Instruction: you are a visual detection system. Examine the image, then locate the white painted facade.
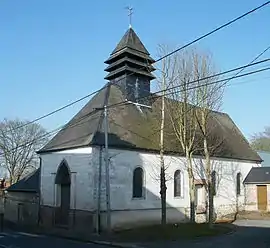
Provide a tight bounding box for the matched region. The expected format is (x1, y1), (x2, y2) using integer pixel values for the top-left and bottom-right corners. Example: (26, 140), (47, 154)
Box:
(40, 146), (260, 229)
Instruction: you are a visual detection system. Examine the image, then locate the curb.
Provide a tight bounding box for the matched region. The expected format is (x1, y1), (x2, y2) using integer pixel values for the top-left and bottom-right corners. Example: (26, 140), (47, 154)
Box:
(87, 240), (144, 248)
(2, 225), (144, 248)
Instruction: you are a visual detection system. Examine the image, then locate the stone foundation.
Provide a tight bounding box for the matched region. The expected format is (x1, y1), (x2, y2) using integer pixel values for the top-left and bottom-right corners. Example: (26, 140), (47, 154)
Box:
(39, 205), (95, 233)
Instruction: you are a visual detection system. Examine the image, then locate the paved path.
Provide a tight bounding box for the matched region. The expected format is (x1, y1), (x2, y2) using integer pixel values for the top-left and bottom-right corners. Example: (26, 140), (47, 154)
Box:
(0, 231), (109, 248)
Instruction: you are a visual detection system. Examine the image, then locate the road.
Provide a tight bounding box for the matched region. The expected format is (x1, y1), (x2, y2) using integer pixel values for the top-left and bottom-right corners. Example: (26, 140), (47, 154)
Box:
(1, 220), (270, 248)
(0, 231), (109, 248)
(168, 220), (270, 248)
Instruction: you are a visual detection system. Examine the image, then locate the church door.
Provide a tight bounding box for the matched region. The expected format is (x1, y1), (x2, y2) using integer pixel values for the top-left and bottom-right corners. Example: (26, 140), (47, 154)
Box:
(55, 160), (71, 226)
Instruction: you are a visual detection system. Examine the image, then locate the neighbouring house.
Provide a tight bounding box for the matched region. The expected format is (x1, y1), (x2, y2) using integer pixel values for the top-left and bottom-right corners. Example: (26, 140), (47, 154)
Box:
(4, 169), (40, 226)
(244, 167), (270, 211)
(36, 27), (262, 233)
(257, 151), (270, 167)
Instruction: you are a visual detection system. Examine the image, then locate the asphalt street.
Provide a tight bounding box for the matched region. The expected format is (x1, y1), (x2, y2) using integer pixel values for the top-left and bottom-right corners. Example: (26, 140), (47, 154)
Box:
(0, 231), (109, 248)
(1, 220), (270, 248)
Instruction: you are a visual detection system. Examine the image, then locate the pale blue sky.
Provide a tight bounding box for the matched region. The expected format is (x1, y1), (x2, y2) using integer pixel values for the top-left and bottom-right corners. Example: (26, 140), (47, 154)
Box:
(0, 0), (269, 140)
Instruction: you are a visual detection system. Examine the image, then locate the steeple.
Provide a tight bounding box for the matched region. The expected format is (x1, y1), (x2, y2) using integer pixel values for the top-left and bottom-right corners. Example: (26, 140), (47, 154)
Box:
(104, 27), (155, 106)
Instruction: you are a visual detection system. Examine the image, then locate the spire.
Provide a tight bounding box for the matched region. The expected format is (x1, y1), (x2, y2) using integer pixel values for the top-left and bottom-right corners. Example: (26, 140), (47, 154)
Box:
(110, 27), (150, 56)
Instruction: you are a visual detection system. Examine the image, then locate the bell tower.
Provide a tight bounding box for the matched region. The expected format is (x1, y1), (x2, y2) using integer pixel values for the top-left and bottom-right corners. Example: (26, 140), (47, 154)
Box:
(104, 27), (155, 106)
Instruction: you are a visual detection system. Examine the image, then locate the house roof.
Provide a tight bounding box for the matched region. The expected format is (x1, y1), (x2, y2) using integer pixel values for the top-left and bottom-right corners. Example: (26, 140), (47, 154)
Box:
(38, 83), (262, 163)
(7, 168), (40, 193)
(244, 167), (270, 184)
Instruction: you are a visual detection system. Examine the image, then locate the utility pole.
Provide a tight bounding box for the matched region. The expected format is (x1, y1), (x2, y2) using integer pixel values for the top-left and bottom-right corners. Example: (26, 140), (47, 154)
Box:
(95, 105), (111, 232)
(104, 105), (111, 232)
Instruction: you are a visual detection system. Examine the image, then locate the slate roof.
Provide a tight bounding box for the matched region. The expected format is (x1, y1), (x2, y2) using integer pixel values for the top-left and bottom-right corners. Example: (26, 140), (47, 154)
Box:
(38, 83), (262, 163)
(7, 168), (40, 193)
(104, 27), (155, 81)
(244, 167), (270, 184)
(111, 28), (150, 55)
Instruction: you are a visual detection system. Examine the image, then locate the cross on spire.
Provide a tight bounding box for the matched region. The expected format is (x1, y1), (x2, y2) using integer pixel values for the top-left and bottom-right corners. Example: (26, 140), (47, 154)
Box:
(125, 6), (133, 28)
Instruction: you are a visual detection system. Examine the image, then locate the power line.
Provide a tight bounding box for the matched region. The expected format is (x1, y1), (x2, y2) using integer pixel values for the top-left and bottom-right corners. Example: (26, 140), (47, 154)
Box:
(173, 44), (270, 116)
(108, 58), (270, 109)
(1, 64), (269, 156)
(3, 1), (269, 134)
(155, 1), (270, 63)
(0, 109), (101, 156)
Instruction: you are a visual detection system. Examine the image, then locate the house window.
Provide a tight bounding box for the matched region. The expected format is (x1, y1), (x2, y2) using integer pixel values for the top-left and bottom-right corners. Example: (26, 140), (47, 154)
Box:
(236, 172), (242, 196)
(174, 170), (182, 197)
(211, 171), (217, 196)
(133, 167), (144, 198)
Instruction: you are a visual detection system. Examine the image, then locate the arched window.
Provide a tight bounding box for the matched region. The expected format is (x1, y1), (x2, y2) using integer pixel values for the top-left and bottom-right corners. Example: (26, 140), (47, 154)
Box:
(55, 160), (71, 185)
(174, 170), (182, 197)
(236, 172), (242, 196)
(211, 171), (217, 196)
(133, 167), (144, 198)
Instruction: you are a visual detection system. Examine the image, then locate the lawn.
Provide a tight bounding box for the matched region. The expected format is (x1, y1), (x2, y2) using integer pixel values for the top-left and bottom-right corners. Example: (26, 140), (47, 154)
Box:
(110, 222), (233, 242)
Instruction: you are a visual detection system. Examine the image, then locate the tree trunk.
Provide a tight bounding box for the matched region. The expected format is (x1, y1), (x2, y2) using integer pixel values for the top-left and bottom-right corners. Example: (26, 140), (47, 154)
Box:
(159, 69), (167, 226)
(187, 154), (196, 223)
(208, 182), (214, 227)
(204, 136), (214, 227)
(160, 164), (167, 225)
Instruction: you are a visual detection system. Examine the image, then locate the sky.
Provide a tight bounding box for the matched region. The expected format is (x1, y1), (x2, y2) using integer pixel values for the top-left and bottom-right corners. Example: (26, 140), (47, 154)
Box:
(0, 0), (269, 140)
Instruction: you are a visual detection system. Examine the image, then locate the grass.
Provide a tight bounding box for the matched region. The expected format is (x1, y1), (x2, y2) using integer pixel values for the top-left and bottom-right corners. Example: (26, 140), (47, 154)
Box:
(110, 222), (233, 242)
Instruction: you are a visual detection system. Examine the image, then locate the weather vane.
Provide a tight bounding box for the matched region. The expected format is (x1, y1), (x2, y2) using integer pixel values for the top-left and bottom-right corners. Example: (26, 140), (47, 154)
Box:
(125, 6), (133, 28)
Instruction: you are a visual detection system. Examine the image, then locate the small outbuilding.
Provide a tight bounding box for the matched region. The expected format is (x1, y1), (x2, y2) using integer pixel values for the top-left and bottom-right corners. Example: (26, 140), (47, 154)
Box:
(244, 167), (270, 211)
(4, 168), (40, 225)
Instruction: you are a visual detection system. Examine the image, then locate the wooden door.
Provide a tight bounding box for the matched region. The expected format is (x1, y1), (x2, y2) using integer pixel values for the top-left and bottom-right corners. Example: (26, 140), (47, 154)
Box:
(60, 184), (70, 225)
(257, 185), (267, 211)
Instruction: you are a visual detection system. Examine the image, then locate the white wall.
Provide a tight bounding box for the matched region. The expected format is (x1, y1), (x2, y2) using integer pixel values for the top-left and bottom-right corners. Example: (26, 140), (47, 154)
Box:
(98, 148), (258, 217)
(40, 146), (259, 228)
(40, 147), (98, 211)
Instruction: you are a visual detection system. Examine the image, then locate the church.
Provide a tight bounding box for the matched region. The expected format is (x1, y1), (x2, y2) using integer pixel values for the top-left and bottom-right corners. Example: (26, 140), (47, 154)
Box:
(36, 26), (262, 232)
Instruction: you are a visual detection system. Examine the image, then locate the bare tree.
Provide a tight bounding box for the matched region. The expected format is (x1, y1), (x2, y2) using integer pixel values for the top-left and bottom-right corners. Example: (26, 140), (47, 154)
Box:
(159, 58), (167, 225)
(158, 46), (202, 223)
(0, 119), (48, 184)
(250, 126), (270, 152)
(156, 44), (178, 225)
(193, 51), (224, 227)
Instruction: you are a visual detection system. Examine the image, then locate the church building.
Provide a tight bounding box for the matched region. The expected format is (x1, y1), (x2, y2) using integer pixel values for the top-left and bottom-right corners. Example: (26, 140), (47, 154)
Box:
(36, 27), (262, 232)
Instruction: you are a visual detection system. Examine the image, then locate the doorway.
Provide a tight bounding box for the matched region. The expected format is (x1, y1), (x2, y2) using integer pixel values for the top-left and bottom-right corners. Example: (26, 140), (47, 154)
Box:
(257, 185), (267, 211)
(54, 160), (71, 226)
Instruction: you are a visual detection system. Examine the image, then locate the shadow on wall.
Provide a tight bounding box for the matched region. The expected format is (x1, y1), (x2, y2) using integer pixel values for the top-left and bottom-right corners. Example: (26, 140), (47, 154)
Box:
(98, 144), (193, 231)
